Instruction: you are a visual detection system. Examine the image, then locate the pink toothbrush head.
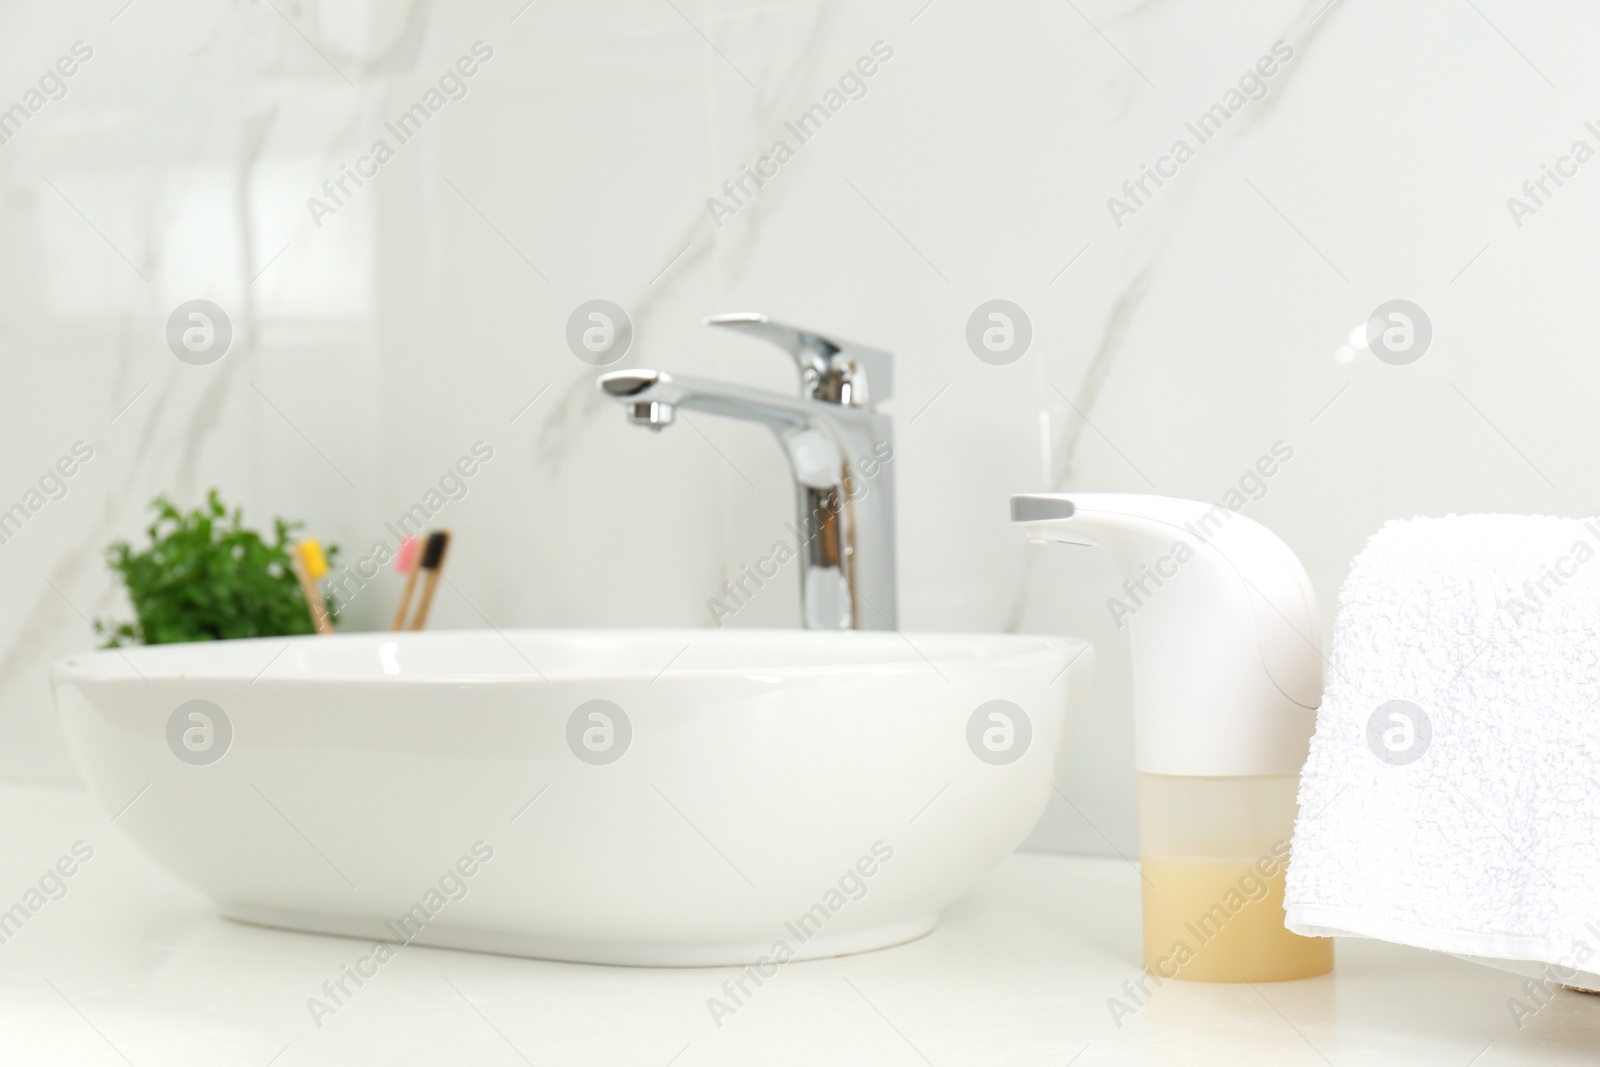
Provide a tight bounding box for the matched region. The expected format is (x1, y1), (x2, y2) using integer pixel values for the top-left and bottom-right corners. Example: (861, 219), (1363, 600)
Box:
(395, 535), (420, 573)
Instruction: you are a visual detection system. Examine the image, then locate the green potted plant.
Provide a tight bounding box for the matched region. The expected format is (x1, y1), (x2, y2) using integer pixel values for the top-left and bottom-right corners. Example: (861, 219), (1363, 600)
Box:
(96, 490), (337, 647)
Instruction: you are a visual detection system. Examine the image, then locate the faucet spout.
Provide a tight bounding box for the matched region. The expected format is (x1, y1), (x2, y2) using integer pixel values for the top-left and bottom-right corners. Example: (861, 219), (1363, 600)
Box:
(599, 370), (677, 430)
(594, 319), (898, 631)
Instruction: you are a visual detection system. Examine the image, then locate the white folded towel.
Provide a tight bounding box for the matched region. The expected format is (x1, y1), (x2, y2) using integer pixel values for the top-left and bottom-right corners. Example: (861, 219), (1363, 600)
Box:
(1286, 514), (1600, 997)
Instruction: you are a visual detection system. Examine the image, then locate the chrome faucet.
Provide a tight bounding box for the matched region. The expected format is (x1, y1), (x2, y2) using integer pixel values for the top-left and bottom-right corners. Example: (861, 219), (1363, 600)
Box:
(597, 313), (897, 630)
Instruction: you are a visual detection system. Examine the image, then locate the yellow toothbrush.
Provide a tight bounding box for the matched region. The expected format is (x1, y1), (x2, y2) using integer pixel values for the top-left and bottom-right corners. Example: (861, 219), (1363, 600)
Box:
(294, 538), (334, 635)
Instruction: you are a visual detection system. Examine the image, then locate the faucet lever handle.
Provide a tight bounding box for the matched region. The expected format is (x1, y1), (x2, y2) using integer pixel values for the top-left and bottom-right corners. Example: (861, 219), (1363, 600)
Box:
(706, 312), (892, 407)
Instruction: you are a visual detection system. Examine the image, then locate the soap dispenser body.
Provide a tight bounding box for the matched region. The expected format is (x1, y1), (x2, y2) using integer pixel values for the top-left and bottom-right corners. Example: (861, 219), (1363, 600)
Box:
(1011, 492), (1333, 983)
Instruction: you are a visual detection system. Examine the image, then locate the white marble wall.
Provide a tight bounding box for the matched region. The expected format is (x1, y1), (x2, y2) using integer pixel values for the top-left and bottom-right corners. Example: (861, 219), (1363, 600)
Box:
(2, 0), (1596, 858)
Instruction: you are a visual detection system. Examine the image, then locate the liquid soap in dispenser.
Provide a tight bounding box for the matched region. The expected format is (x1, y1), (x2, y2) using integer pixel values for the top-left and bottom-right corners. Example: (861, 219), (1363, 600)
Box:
(1011, 492), (1332, 983)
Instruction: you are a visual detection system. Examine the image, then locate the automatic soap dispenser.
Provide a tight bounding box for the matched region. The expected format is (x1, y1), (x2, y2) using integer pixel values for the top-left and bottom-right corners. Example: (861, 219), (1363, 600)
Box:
(1011, 492), (1333, 983)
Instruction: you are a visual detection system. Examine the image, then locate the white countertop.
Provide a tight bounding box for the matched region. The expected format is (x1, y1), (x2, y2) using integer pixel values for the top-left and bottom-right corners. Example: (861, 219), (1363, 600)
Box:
(0, 784), (1595, 1066)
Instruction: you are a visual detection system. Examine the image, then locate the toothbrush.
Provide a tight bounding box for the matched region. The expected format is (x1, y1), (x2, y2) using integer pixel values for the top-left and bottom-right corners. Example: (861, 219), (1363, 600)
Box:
(407, 531), (451, 631)
(293, 539), (334, 635)
(388, 535), (422, 631)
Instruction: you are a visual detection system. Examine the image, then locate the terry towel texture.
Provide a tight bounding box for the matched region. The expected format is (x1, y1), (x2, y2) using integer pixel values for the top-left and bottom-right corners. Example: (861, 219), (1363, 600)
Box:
(1285, 514), (1600, 991)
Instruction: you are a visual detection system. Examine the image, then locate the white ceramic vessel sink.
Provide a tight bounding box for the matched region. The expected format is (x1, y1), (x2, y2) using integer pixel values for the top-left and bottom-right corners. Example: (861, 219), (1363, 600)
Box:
(52, 629), (1091, 966)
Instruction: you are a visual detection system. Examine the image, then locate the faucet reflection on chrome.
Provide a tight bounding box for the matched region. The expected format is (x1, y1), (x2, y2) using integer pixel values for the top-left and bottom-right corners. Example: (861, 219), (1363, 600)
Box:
(707, 439), (894, 627)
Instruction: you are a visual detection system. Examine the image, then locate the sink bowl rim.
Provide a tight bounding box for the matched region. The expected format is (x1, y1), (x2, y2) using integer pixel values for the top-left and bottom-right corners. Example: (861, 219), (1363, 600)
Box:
(50, 628), (1087, 686)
